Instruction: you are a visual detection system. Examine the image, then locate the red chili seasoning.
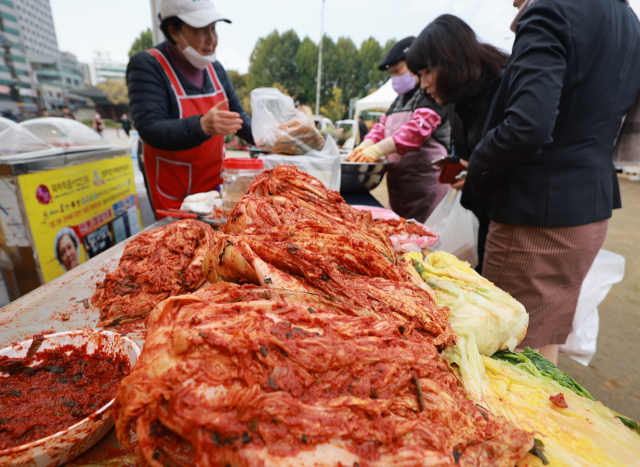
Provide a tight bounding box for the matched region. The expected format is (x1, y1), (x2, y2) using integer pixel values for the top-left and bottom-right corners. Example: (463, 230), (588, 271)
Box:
(0, 343), (131, 451)
(549, 393), (569, 409)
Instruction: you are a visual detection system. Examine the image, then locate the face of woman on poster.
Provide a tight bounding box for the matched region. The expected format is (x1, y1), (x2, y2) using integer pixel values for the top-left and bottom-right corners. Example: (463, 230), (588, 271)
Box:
(58, 234), (79, 271)
(418, 68), (443, 104)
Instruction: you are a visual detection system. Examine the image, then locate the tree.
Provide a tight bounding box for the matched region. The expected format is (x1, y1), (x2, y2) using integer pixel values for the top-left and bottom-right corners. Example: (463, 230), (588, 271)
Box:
(129, 28), (153, 58)
(97, 79), (129, 105)
(358, 37), (387, 96)
(383, 38), (397, 56)
(295, 37), (318, 105)
(320, 87), (346, 122)
(247, 30), (301, 97)
(271, 82), (290, 96)
(335, 37), (361, 104)
(317, 35), (339, 108)
(227, 70), (252, 115)
(245, 32), (395, 116)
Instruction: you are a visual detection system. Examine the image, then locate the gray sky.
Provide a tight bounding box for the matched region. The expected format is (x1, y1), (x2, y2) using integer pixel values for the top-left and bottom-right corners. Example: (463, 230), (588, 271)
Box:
(51, 0), (640, 73)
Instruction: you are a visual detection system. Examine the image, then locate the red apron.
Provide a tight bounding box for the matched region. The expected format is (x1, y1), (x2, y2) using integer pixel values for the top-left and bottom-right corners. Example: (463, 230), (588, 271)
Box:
(144, 48), (227, 213)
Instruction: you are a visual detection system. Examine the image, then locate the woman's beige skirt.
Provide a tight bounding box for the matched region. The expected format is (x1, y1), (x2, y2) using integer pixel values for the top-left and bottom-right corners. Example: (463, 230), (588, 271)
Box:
(482, 219), (609, 349)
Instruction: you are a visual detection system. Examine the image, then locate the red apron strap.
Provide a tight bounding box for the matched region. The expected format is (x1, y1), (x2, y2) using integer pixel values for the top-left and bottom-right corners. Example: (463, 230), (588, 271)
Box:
(147, 49), (186, 98)
(206, 64), (226, 97)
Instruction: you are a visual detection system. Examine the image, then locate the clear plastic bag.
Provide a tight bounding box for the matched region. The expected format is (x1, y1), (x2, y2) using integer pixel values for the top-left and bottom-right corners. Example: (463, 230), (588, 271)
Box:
(425, 190), (479, 267)
(251, 88), (325, 155)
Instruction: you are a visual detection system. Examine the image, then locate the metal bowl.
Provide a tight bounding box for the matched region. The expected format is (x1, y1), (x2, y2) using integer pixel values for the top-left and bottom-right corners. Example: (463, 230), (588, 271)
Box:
(340, 161), (387, 194)
(248, 146), (270, 158)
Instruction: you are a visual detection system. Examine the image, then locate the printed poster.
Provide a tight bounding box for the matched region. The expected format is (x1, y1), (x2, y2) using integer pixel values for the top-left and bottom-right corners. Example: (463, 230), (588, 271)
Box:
(17, 156), (142, 283)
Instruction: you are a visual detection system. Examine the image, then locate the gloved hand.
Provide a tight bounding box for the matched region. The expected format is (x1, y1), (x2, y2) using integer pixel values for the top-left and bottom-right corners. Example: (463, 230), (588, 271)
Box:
(346, 139), (373, 162)
(347, 137), (396, 163)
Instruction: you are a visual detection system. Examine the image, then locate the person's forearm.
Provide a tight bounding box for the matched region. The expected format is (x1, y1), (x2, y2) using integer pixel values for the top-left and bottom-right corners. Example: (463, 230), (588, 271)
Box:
(137, 115), (211, 153)
(362, 115), (387, 144)
(393, 108), (442, 155)
(237, 115), (255, 145)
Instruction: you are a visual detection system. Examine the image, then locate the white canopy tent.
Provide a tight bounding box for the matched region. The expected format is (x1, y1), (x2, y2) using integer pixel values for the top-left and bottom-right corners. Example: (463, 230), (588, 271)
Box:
(353, 79), (398, 141)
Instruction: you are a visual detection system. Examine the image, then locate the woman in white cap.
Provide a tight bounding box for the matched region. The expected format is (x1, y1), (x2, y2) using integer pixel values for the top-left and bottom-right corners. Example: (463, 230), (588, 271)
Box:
(127, 0), (254, 215)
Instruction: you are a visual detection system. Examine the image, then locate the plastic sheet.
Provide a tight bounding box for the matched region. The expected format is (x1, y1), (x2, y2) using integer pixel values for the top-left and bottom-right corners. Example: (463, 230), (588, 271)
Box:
(424, 190), (479, 267)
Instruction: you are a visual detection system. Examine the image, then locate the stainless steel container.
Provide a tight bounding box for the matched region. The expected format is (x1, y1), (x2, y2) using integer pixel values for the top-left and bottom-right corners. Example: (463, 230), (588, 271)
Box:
(340, 161), (387, 194)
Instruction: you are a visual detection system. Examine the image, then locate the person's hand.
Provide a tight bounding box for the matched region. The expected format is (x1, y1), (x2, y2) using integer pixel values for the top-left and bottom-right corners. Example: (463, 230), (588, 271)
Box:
(200, 99), (243, 136)
(451, 159), (469, 190)
(348, 144), (385, 163)
(451, 179), (465, 190)
(347, 139), (373, 162)
(347, 146), (365, 162)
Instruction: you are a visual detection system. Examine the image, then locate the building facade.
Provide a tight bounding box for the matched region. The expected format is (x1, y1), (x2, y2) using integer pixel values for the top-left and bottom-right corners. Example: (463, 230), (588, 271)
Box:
(30, 51), (86, 110)
(89, 50), (126, 85)
(13, 0), (89, 112)
(0, 0), (38, 117)
(14, 0), (58, 61)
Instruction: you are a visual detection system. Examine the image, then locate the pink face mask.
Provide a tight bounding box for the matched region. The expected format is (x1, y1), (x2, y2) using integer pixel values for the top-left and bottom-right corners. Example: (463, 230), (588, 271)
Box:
(392, 72), (417, 96)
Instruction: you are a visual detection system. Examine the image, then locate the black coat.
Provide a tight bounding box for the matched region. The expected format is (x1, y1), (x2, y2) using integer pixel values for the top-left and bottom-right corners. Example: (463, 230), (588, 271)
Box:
(450, 75), (502, 162)
(127, 42), (254, 152)
(464, 0), (640, 227)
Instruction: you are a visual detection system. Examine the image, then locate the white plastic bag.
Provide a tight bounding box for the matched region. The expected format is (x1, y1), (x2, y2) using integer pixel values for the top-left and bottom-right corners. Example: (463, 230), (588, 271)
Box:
(560, 249), (625, 366)
(260, 138), (341, 191)
(424, 189), (479, 267)
(251, 88), (325, 155)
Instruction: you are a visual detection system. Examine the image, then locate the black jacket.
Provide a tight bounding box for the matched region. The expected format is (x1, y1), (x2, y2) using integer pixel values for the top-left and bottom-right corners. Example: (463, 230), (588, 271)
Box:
(127, 42), (254, 152)
(464, 0), (640, 227)
(451, 74), (503, 162)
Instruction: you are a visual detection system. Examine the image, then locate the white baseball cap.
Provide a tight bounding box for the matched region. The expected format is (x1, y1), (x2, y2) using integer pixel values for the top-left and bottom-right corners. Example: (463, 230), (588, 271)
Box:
(160, 0), (231, 28)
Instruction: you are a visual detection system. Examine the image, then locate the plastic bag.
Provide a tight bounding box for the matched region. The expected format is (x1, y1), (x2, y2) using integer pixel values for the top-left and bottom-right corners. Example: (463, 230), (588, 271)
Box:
(560, 249), (625, 366)
(260, 137), (341, 190)
(251, 88), (325, 155)
(180, 190), (223, 218)
(424, 189), (479, 267)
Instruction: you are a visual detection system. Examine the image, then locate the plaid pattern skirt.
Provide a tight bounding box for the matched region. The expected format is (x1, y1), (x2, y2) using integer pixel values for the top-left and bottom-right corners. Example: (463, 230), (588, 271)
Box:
(482, 219), (609, 349)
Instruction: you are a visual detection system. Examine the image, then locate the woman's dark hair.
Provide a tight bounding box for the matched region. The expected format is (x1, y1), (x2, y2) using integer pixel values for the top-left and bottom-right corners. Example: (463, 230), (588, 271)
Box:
(159, 15), (184, 45)
(407, 15), (510, 105)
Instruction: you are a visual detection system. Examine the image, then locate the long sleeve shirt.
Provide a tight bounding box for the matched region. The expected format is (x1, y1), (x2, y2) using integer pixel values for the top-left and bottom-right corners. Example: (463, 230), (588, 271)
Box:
(364, 108), (442, 155)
